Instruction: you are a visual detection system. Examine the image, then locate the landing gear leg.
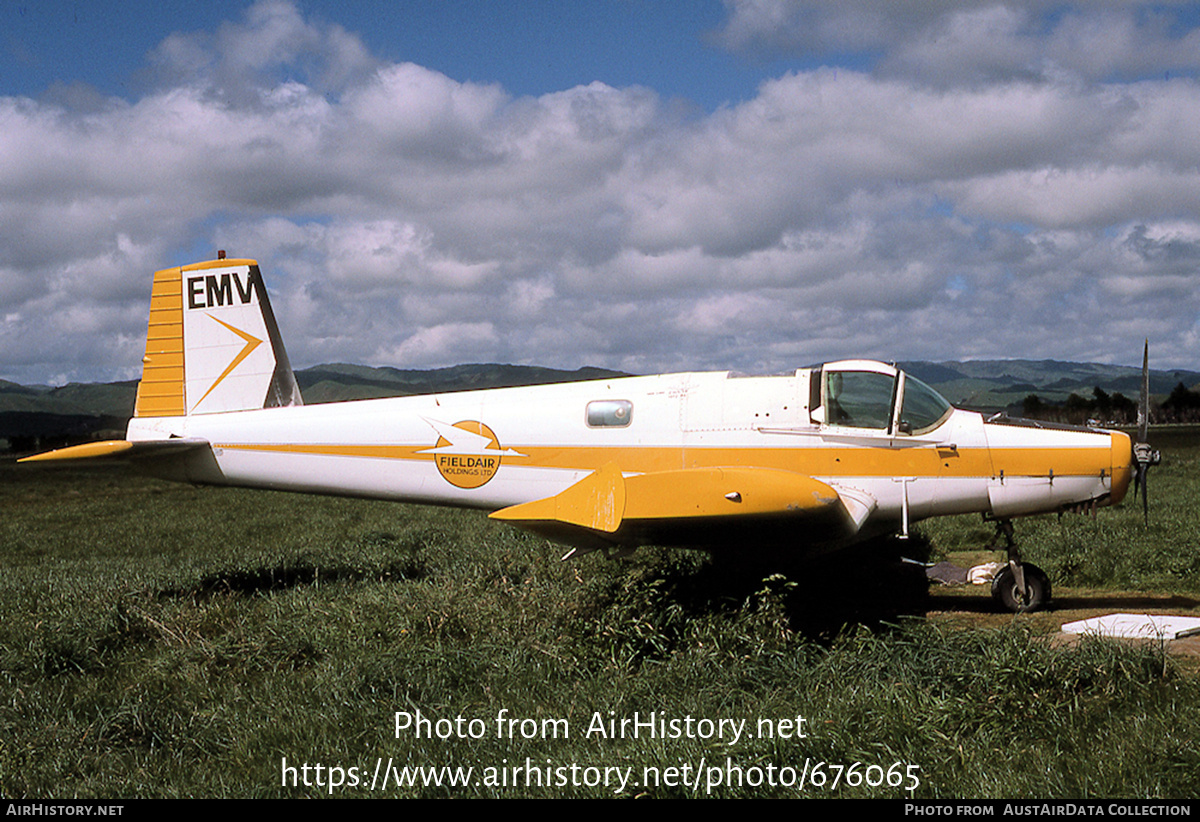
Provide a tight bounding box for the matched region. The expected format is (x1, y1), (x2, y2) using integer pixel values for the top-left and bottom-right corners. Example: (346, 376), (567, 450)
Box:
(988, 519), (1051, 613)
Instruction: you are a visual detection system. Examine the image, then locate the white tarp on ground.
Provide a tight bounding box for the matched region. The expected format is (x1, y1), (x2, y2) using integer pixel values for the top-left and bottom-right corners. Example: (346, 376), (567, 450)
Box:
(1061, 613), (1200, 640)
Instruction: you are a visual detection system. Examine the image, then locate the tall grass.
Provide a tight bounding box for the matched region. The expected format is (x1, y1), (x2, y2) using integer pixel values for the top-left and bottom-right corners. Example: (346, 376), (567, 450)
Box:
(1, 439), (1198, 798)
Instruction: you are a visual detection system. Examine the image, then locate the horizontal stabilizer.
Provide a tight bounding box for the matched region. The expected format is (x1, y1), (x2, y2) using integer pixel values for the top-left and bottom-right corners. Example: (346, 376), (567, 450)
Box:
(490, 465), (846, 548)
(19, 438), (210, 463)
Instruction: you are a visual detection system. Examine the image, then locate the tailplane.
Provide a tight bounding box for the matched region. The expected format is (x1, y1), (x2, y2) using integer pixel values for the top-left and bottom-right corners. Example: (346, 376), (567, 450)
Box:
(134, 257), (302, 417)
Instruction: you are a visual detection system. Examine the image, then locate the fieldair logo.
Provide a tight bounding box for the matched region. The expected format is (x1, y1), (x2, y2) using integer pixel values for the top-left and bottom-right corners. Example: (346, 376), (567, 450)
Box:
(418, 418), (525, 489)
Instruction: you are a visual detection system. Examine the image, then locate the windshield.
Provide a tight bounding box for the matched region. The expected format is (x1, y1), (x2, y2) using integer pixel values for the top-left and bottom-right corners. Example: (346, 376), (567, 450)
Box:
(899, 374), (952, 434)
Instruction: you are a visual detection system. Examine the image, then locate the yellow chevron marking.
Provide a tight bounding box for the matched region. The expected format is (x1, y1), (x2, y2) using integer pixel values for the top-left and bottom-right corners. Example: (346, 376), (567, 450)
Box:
(193, 314), (263, 410)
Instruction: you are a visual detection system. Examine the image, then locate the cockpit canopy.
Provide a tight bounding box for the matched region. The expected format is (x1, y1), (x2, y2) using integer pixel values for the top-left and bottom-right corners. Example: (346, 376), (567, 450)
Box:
(812, 360), (953, 435)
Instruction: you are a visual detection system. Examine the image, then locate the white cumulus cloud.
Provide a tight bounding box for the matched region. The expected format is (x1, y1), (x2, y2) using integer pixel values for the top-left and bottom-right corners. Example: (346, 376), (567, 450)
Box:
(1, 0), (1198, 385)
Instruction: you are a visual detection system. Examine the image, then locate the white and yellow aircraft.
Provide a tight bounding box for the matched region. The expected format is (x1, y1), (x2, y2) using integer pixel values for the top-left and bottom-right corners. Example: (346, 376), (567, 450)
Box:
(24, 257), (1157, 612)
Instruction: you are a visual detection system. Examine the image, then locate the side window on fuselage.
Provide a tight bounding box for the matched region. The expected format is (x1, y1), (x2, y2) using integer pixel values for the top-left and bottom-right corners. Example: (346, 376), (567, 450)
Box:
(824, 371), (896, 430)
(587, 399), (633, 427)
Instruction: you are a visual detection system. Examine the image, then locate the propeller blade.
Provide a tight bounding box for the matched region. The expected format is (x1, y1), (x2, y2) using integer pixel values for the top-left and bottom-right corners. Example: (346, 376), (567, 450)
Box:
(1140, 464), (1149, 524)
(1132, 340), (1161, 525)
(1138, 339), (1150, 445)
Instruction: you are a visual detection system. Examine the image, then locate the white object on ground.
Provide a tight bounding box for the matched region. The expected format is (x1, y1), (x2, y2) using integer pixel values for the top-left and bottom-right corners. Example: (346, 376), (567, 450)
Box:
(967, 562), (1004, 585)
(1060, 613), (1200, 640)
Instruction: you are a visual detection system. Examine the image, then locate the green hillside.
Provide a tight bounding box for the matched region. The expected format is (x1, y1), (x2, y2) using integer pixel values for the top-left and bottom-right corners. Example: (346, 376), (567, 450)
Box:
(295, 363), (627, 404)
(900, 360), (1200, 412)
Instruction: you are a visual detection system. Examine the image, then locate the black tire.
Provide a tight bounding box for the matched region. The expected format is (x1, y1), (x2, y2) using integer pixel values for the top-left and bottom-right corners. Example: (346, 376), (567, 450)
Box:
(991, 563), (1051, 613)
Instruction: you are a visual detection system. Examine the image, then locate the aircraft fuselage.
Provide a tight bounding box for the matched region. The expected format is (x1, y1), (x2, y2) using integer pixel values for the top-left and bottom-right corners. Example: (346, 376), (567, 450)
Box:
(126, 364), (1132, 553)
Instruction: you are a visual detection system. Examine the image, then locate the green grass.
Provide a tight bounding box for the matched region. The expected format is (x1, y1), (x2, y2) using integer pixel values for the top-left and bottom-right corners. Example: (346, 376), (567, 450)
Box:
(1, 435), (1199, 798)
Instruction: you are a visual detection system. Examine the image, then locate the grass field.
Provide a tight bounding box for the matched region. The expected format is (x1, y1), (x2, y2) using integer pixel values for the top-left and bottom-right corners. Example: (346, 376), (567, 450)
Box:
(1, 430), (1198, 798)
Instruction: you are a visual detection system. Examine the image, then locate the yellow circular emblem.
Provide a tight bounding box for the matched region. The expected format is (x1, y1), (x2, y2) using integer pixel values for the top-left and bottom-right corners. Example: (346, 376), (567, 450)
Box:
(432, 421), (504, 489)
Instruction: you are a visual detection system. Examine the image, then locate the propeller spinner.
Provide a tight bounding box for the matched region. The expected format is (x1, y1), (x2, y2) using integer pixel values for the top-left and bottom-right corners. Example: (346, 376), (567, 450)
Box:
(1133, 340), (1162, 523)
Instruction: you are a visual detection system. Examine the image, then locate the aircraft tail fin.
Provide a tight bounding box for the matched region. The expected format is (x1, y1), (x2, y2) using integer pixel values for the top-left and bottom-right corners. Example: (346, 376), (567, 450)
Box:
(134, 258), (302, 417)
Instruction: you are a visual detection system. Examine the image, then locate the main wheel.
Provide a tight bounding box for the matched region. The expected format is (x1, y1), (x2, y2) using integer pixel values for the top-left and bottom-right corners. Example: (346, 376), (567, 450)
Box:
(991, 563), (1051, 613)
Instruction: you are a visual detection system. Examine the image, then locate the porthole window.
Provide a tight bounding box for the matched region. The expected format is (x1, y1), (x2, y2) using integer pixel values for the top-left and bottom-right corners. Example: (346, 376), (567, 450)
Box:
(587, 400), (633, 427)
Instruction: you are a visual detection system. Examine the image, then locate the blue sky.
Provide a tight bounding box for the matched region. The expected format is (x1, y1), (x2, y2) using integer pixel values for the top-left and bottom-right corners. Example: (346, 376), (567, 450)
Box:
(3, 1), (1200, 384)
(3, 1), (785, 108)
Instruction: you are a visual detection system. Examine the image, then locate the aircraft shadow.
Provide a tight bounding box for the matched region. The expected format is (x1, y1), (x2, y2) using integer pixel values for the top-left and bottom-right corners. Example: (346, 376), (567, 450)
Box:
(661, 534), (934, 641)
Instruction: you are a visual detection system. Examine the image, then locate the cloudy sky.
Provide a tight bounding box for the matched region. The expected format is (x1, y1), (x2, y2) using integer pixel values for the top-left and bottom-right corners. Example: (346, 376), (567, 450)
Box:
(3, 0), (1200, 385)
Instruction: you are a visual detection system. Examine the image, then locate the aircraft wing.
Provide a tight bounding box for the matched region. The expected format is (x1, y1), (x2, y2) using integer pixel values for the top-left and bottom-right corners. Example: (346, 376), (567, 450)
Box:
(18, 438), (211, 463)
(489, 464), (876, 553)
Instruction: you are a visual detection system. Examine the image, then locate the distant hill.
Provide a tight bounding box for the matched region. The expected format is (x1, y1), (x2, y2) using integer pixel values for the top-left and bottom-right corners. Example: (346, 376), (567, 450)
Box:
(4, 359), (1197, 453)
(295, 363), (627, 404)
(0, 379), (139, 417)
(898, 360), (1200, 412)
(1, 363), (627, 453)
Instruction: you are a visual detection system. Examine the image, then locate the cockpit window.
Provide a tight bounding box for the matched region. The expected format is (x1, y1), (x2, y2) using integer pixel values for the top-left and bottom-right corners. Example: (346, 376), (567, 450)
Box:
(899, 375), (952, 434)
(824, 371), (896, 430)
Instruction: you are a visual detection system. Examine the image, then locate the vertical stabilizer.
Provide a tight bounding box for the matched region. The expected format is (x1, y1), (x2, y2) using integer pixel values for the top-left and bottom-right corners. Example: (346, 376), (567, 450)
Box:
(134, 259), (302, 417)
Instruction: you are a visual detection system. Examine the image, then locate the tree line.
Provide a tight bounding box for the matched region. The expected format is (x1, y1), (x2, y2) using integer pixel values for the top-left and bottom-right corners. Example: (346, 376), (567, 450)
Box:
(1020, 383), (1200, 425)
